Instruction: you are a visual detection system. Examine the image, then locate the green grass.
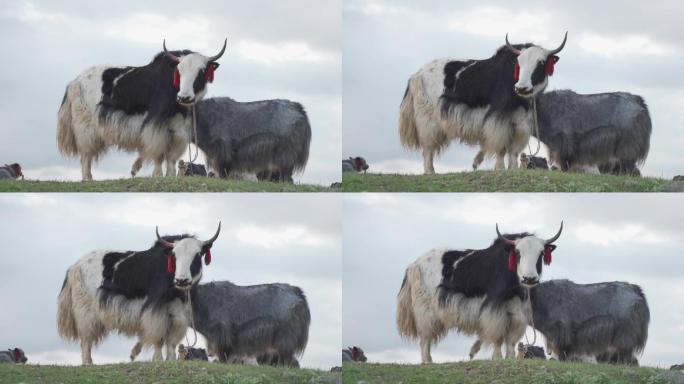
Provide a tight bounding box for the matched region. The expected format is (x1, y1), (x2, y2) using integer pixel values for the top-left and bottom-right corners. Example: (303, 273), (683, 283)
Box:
(0, 177), (337, 193)
(343, 359), (684, 384)
(0, 361), (340, 384)
(343, 170), (684, 192)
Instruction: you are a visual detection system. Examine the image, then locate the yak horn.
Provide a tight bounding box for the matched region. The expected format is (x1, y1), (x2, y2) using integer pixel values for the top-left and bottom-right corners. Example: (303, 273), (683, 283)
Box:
(163, 39), (181, 63)
(505, 33), (521, 55)
(496, 223), (516, 245)
(548, 32), (568, 55)
(156, 226), (175, 248)
(203, 222), (222, 247)
(207, 38), (228, 62)
(545, 221), (564, 244)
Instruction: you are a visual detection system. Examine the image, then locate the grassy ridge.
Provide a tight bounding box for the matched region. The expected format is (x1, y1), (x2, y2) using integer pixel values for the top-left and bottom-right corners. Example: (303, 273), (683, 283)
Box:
(0, 361), (340, 384)
(0, 177), (337, 193)
(343, 359), (684, 384)
(343, 170), (684, 192)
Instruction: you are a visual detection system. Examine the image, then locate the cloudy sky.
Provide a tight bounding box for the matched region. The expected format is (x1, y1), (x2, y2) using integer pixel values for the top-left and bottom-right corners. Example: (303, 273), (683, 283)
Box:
(0, 194), (341, 369)
(343, 0), (684, 178)
(343, 194), (684, 368)
(0, 0), (341, 185)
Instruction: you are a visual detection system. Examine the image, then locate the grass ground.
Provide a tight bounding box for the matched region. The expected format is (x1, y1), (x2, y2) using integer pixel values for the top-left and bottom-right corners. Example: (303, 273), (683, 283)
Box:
(0, 361), (340, 384)
(342, 359), (684, 384)
(0, 177), (337, 192)
(343, 170), (684, 192)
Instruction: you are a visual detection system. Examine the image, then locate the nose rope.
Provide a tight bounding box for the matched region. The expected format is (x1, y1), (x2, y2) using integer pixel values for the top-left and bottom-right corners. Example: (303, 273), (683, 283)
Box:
(187, 105), (200, 166)
(523, 288), (537, 349)
(526, 96), (541, 158)
(184, 289), (198, 348)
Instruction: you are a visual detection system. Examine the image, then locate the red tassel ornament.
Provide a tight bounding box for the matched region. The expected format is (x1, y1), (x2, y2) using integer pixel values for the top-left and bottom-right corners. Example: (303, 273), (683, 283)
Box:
(173, 68), (180, 89)
(205, 64), (215, 83)
(204, 248), (212, 265)
(544, 246), (552, 265)
(167, 254), (175, 273)
(545, 56), (558, 76)
(508, 250), (516, 272)
(513, 63), (520, 81)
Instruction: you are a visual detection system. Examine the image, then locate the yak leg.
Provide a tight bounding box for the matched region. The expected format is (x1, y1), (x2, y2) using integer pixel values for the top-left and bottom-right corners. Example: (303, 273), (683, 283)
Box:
(422, 148), (435, 175)
(152, 341), (164, 361)
(494, 149), (506, 170)
(80, 339), (93, 365)
(469, 339), (482, 360)
(507, 151), (519, 170)
(505, 343), (516, 359)
(130, 341), (143, 361)
(165, 343), (176, 361)
(473, 150), (486, 170)
(491, 341), (503, 360)
(80, 154), (93, 181)
(419, 337), (433, 364)
(152, 157), (163, 177)
(131, 157), (143, 177)
(165, 157), (176, 177)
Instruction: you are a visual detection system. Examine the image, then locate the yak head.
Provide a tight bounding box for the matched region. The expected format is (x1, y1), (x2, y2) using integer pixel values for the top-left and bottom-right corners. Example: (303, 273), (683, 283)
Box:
(496, 222), (563, 287)
(163, 39), (227, 106)
(506, 32), (567, 98)
(156, 222), (221, 290)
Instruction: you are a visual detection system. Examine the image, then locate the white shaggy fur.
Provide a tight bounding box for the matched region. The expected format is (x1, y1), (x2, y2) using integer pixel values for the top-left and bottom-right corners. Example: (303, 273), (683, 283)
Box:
(399, 59), (533, 174)
(57, 66), (192, 181)
(57, 239), (204, 365)
(397, 248), (532, 363)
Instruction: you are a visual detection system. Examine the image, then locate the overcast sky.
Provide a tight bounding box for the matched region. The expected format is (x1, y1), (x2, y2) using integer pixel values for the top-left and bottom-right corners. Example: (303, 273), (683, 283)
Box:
(343, 0), (684, 178)
(0, 194), (341, 369)
(0, 0), (341, 185)
(343, 194), (684, 368)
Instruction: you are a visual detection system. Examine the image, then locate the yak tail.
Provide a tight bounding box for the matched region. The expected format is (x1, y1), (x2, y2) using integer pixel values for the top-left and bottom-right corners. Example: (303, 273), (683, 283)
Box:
(57, 269), (79, 341)
(399, 77), (421, 150)
(633, 285), (650, 355)
(397, 267), (418, 339)
(634, 99), (652, 168)
(291, 106), (312, 174)
(57, 84), (78, 157)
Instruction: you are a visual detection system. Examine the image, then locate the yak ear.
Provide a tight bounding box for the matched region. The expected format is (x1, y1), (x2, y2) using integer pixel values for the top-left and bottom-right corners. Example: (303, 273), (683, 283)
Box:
(546, 244), (557, 252)
(210, 62), (220, 70)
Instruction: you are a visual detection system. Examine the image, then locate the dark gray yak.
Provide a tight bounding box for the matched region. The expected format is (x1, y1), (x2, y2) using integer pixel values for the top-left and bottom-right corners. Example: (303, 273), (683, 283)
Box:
(191, 281), (310, 367)
(534, 90), (651, 176)
(193, 97), (311, 182)
(530, 279), (649, 365)
(0, 348), (27, 363)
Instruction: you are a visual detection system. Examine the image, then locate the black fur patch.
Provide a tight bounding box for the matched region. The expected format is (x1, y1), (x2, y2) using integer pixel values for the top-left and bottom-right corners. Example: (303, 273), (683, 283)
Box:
(440, 44), (534, 119)
(98, 51), (193, 127)
(438, 233), (537, 309)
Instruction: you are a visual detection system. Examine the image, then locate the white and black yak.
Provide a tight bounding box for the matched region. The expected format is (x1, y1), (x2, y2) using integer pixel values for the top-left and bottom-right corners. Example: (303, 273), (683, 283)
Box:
(397, 223), (563, 362)
(534, 90), (651, 176)
(529, 279), (649, 365)
(187, 281), (310, 367)
(57, 40), (227, 180)
(191, 97), (311, 182)
(400, 33), (567, 173)
(57, 224), (221, 365)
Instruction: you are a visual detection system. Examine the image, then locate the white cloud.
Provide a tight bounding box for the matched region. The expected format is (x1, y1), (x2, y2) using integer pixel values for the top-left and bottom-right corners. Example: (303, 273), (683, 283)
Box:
(447, 6), (552, 41)
(236, 225), (333, 249)
(104, 13), (215, 51)
(573, 222), (672, 247)
(237, 39), (336, 64)
(578, 33), (677, 58)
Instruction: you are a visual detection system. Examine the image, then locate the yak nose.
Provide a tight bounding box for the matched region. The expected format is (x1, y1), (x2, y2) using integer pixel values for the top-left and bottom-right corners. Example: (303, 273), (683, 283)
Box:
(177, 95), (196, 105)
(521, 276), (539, 286)
(174, 278), (191, 287)
(515, 85), (532, 96)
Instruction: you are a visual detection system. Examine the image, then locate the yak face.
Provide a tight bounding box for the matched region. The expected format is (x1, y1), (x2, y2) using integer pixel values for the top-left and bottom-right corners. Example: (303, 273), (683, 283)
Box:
(174, 54), (219, 105)
(507, 32), (567, 98)
(164, 39), (227, 106)
(497, 222), (562, 287)
(168, 238), (205, 289)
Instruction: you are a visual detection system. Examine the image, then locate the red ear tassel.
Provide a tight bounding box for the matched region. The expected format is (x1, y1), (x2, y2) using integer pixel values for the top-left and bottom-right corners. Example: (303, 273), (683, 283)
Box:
(544, 247), (552, 265)
(513, 63), (520, 81)
(204, 248), (212, 265)
(173, 68), (180, 89)
(167, 254), (175, 273)
(205, 64), (215, 83)
(545, 57), (557, 76)
(508, 250), (516, 272)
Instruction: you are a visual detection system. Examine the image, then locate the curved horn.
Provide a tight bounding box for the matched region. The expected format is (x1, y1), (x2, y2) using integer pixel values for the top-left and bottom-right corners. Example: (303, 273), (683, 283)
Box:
(547, 31), (568, 56)
(203, 222), (222, 247)
(207, 38), (228, 62)
(545, 221), (564, 244)
(156, 226), (175, 248)
(496, 223), (516, 245)
(163, 39), (181, 63)
(505, 33), (521, 55)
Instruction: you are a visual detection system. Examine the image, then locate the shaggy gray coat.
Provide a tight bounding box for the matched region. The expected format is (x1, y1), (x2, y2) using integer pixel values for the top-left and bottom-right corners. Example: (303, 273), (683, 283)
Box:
(0, 348), (27, 363)
(535, 90), (651, 175)
(191, 281), (310, 367)
(530, 279), (649, 364)
(194, 97), (311, 182)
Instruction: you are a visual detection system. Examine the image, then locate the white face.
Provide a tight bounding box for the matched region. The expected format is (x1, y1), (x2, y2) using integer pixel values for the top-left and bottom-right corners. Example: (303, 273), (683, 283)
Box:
(176, 53), (211, 105)
(171, 238), (204, 289)
(514, 236), (546, 287)
(514, 46), (550, 98)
